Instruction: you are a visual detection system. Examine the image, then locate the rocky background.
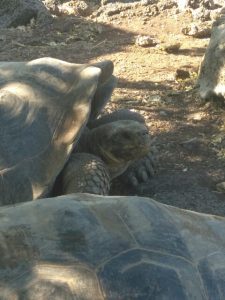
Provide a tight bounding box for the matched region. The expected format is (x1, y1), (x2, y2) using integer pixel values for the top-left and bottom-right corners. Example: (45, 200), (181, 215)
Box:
(1, 0), (225, 216)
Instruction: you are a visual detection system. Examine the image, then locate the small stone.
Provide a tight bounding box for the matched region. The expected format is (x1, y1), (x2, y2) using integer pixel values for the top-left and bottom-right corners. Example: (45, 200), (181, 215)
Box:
(141, 0), (154, 6)
(181, 23), (211, 38)
(76, 1), (92, 17)
(192, 7), (210, 21)
(135, 35), (159, 47)
(187, 112), (204, 121)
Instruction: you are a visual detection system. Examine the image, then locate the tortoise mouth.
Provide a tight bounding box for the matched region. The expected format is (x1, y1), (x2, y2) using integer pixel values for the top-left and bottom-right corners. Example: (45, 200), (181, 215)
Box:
(99, 139), (151, 165)
(98, 145), (122, 165)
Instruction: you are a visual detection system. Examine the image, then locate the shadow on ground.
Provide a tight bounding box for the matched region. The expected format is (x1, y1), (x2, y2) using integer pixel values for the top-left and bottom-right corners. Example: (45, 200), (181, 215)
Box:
(111, 92), (225, 217)
(176, 47), (206, 57)
(0, 16), (136, 62)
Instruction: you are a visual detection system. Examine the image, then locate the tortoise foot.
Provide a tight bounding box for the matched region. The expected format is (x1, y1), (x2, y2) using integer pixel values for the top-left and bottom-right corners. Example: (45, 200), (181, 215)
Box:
(120, 149), (158, 187)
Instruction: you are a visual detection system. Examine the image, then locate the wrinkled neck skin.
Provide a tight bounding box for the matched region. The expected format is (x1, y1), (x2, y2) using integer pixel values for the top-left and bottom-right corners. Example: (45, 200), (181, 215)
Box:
(85, 126), (131, 179)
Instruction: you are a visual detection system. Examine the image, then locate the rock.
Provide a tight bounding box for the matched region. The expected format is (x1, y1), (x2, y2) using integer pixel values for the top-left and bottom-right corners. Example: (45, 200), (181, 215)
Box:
(181, 23), (211, 38)
(140, 0), (158, 5)
(198, 16), (225, 101)
(0, 0), (52, 28)
(177, 0), (220, 11)
(212, 0), (225, 7)
(210, 7), (225, 21)
(147, 4), (160, 16)
(192, 7), (211, 21)
(44, 0), (93, 17)
(158, 0), (177, 10)
(187, 112), (204, 121)
(76, 1), (92, 16)
(177, 0), (189, 11)
(135, 35), (159, 47)
(91, 1), (161, 20)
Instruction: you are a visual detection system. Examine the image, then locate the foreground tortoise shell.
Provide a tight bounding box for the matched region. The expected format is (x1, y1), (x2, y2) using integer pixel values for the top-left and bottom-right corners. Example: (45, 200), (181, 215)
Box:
(0, 57), (116, 205)
(0, 194), (225, 299)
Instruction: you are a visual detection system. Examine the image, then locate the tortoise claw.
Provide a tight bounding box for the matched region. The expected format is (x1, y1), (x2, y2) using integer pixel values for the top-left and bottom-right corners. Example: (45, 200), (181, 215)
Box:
(145, 159), (155, 178)
(130, 175), (139, 187)
(140, 170), (149, 182)
(120, 150), (158, 188)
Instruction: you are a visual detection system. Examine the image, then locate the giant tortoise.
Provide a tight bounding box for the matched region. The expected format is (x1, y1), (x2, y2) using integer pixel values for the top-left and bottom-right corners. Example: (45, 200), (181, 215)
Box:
(0, 57), (155, 205)
(1, 193), (225, 299)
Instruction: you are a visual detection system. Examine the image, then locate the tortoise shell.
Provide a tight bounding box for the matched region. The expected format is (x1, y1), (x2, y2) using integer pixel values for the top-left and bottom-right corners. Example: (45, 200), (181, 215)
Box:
(0, 57), (115, 205)
(0, 194), (225, 299)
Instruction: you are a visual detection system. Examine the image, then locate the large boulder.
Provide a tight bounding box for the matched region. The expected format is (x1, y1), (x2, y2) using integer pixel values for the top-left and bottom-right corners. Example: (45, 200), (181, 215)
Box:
(0, 0), (52, 28)
(198, 16), (225, 102)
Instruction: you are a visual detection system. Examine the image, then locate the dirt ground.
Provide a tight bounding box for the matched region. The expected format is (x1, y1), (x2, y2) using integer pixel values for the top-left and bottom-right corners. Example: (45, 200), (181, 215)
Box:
(1, 5), (225, 216)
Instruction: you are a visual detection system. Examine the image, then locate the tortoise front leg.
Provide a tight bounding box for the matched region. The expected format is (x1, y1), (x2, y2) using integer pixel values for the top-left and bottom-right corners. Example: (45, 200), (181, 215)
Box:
(54, 153), (110, 196)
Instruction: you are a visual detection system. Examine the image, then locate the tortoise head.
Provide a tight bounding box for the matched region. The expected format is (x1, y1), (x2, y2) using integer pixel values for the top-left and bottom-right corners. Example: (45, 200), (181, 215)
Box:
(90, 120), (151, 166)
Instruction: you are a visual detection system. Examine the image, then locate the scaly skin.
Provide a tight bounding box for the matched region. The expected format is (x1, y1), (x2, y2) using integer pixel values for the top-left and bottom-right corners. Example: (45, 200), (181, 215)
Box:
(60, 153), (110, 195)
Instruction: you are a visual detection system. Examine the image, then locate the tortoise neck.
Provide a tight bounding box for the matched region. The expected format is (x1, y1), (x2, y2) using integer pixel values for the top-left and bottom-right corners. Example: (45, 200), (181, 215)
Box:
(87, 127), (105, 158)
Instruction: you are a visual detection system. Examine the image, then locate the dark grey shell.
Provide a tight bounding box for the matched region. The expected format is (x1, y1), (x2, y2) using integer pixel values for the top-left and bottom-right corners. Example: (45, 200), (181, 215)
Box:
(1, 194), (225, 299)
(0, 57), (116, 205)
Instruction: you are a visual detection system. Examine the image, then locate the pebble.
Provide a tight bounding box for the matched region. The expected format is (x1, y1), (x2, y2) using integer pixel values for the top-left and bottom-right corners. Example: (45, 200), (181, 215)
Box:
(135, 35), (159, 47)
(181, 23), (211, 38)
